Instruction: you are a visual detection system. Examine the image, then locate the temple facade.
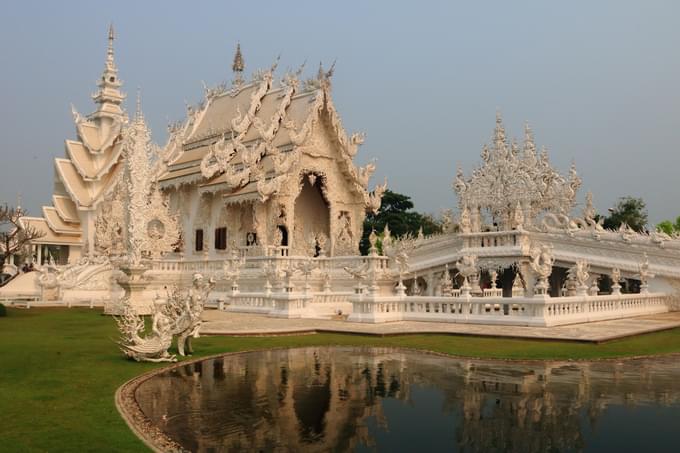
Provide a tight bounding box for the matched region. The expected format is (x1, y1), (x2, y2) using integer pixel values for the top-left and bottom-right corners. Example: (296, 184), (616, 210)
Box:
(157, 47), (385, 260)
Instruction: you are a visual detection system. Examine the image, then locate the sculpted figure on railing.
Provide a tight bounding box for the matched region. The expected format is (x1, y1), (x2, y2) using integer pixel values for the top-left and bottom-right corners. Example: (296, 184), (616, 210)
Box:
(455, 255), (478, 295)
(440, 264), (454, 296)
(261, 259), (284, 293)
(383, 232), (416, 294)
(223, 246), (246, 292)
(637, 254), (654, 293)
(115, 273), (215, 362)
(567, 259), (590, 295)
(296, 258), (317, 293)
(611, 268), (623, 295)
(529, 244), (554, 295)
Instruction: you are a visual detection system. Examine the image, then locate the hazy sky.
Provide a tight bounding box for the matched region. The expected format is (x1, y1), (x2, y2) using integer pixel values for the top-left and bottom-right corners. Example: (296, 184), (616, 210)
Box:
(1, 1), (678, 224)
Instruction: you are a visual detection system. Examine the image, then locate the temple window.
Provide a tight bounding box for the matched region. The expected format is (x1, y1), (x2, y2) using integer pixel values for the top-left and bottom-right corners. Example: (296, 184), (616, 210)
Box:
(214, 227), (227, 250)
(195, 229), (204, 252)
(246, 232), (257, 246)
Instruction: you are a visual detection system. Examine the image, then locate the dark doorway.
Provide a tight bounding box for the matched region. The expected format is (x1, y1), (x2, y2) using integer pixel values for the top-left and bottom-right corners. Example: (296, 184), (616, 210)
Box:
(277, 225), (289, 246)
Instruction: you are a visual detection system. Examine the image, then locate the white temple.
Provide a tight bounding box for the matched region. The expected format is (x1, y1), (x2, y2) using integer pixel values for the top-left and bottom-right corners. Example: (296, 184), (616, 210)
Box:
(1, 28), (678, 326)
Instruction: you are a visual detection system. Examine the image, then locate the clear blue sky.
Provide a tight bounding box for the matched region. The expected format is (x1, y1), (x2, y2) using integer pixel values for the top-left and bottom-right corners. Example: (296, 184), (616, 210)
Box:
(1, 0), (678, 224)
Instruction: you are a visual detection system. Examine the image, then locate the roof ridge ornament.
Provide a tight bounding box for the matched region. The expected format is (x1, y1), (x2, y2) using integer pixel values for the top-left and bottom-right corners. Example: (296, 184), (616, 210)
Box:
(232, 42), (245, 88)
(91, 24), (125, 119)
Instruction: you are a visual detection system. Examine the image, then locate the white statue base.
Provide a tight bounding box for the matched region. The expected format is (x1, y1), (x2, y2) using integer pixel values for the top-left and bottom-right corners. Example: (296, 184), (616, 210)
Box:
(117, 264), (154, 315)
(268, 292), (313, 318)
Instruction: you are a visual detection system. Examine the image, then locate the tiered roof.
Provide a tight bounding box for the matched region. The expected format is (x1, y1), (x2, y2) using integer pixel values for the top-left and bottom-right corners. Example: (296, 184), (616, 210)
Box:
(31, 25), (127, 244)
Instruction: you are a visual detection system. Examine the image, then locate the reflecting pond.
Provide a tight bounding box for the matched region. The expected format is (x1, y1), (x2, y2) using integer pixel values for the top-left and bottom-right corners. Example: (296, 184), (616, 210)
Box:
(135, 347), (680, 452)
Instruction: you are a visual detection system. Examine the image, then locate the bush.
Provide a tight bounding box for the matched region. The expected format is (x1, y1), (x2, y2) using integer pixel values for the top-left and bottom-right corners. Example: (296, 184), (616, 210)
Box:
(0, 303), (6, 317)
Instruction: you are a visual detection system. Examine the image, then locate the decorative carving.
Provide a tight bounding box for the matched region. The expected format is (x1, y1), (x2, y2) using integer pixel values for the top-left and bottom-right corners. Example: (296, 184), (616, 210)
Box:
(455, 255), (478, 294)
(529, 244), (555, 295)
(567, 259), (590, 295)
(637, 253), (654, 293)
(143, 186), (181, 259)
(335, 212), (355, 256)
(114, 273), (215, 362)
(366, 178), (387, 214)
(454, 116), (581, 230)
(440, 264), (454, 296)
(223, 249), (246, 292)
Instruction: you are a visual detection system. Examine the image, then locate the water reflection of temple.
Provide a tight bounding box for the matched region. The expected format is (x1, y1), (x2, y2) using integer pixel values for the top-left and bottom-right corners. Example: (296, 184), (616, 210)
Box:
(135, 348), (680, 452)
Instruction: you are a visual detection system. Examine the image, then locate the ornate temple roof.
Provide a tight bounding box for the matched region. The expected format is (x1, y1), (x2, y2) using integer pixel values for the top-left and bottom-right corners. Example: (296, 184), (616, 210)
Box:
(158, 50), (379, 207)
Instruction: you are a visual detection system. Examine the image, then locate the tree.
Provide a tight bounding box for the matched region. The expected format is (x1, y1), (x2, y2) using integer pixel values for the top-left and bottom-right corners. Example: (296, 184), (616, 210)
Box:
(360, 190), (441, 254)
(656, 216), (680, 235)
(0, 204), (44, 266)
(602, 197), (648, 233)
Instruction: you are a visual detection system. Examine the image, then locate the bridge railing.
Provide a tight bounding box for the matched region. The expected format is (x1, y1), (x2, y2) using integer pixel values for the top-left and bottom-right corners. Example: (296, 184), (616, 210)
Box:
(347, 292), (669, 326)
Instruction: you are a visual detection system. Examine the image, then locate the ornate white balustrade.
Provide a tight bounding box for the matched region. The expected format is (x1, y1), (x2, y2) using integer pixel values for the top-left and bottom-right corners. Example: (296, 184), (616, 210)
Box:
(347, 292), (669, 326)
(461, 230), (527, 250)
(149, 254), (390, 275)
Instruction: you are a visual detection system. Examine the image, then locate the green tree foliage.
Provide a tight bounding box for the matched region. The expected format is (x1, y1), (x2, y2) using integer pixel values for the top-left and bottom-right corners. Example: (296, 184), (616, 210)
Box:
(602, 197), (648, 233)
(360, 190), (441, 254)
(655, 216), (680, 235)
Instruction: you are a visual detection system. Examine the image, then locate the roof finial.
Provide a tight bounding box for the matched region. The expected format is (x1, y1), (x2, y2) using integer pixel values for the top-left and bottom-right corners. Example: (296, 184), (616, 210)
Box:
(16, 192), (22, 212)
(107, 23), (115, 64)
(232, 42), (244, 87)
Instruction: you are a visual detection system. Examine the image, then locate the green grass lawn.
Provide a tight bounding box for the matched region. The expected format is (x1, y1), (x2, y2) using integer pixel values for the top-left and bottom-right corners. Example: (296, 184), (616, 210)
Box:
(1, 307), (680, 452)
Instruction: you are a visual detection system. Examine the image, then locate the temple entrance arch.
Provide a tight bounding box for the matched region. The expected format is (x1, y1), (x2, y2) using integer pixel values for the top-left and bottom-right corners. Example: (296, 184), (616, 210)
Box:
(293, 174), (330, 256)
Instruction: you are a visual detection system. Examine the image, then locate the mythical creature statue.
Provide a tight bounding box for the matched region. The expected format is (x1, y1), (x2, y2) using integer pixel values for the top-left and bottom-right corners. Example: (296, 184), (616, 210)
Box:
(567, 259), (590, 291)
(115, 301), (176, 363)
(529, 244), (555, 294)
(343, 261), (368, 283)
(223, 248), (246, 291)
(440, 264), (454, 296)
(455, 255), (478, 292)
(455, 255), (478, 280)
(172, 274), (216, 356)
(383, 234), (416, 292)
(637, 254), (654, 290)
(115, 273), (215, 362)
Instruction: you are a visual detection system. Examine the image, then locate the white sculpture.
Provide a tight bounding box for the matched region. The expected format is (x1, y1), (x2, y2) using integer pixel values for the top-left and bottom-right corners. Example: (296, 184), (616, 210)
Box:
(455, 254), (478, 295)
(384, 234), (416, 295)
(529, 244), (555, 295)
(296, 258), (317, 294)
(115, 273), (215, 362)
(223, 248), (246, 292)
(567, 259), (590, 295)
(453, 117), (581, 231)
(611, 268), (623, 295)
(440, 264), (454, 296)
(637, 254), (654, 294)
